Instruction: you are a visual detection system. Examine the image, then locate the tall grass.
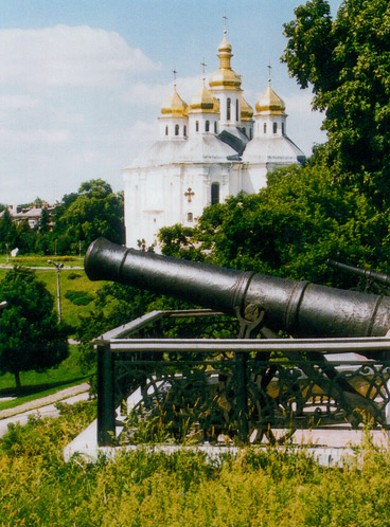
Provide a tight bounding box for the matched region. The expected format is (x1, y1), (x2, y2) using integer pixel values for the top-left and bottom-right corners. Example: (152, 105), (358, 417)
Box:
(0, 402), (389, 526)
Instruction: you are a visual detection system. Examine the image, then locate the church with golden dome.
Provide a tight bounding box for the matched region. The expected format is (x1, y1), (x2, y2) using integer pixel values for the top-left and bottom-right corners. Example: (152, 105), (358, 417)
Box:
(123, 30), (305, 249)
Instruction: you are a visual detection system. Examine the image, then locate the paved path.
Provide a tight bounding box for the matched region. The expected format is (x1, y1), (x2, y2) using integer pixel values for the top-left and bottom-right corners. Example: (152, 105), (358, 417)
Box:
(0, 383), (90, 438)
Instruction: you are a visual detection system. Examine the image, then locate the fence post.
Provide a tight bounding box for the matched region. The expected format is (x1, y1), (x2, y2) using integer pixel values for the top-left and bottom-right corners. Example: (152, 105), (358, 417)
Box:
(97, 342), (116, 446)
(235, 352), (249, 443)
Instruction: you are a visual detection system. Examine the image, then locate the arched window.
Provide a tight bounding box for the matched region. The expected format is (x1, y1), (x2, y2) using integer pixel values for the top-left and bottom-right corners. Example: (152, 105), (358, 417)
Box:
(273, 122), (277, 134)
(236, 99), (239, 121)
(183, 125), (187, 137)
(175, 124), (179, 136)
(187, 212), (193, 222)
(227, 98), (231, 121)
(211, 182), (220, 205)
(281, 123), (285, 135)
(263, 123), (267, 134)
(205, 120), (210, 132)
(165, 125), (169, 136)
(214, 121), (218, 133)
(249, 127), (253, 140)
(195, 120), (199, 132)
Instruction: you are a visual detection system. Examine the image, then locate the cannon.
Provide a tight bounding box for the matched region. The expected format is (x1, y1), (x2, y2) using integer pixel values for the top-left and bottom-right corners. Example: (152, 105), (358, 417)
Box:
(85, 238), (390, 443)
(85, 238), (390, 340)
(327, 258), (390, 295)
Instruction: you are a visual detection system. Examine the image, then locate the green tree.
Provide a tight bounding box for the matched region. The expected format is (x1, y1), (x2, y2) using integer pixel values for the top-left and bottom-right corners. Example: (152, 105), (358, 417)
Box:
(282, 0), (390, 208)
(0, 267), (69, 390)
(0, 209), (17, 253)
(159, 165), (388, 286)
(59, 179), (124, 254)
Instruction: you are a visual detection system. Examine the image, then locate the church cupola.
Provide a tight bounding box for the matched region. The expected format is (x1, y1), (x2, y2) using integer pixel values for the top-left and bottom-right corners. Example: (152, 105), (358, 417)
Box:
(159, 83), (189, 140)
(253, 80), (287, 138)
(209, 31), (241, 91)
(188, 80), (219, 135)
(240, 96), (254, 139)
(209, 30), (242, 131)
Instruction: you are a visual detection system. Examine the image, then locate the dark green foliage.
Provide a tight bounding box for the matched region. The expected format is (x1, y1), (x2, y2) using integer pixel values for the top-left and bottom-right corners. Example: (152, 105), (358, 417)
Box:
(0, 179), (124, 257)
(0, 267), (70, 389)
(57, 179), (124, 254)
(159, 165), (389, 287)
(282, 0), (390, 208)
(64, 290), (95, 306)
(66, 272), (82, 280)
(0, 209), (17, 253)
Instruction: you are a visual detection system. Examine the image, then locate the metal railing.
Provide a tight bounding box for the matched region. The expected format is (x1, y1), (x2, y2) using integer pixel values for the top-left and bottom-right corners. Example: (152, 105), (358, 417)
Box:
(94, 310), (390, 446)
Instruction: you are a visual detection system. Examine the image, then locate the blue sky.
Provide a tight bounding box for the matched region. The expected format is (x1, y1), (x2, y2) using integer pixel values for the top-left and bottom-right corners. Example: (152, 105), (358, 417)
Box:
(0, 0), (341, 205)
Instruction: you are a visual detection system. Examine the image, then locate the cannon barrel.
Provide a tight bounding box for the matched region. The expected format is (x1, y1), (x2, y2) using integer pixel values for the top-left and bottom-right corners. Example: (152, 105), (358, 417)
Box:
(85, 238), (390, 338)
(327, 259), (390, 287)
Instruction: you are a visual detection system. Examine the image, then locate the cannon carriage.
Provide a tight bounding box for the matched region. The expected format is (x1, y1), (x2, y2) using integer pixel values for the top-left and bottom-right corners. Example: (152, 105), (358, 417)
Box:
(85, 238), (390, 446)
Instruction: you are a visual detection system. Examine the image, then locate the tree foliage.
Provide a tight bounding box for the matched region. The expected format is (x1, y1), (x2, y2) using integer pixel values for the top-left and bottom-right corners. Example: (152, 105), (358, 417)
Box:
(0, 267), (69, 389)
(159, 165), (389, 287)
(58, 179), (124, 254)
(282, 0), (390, 207)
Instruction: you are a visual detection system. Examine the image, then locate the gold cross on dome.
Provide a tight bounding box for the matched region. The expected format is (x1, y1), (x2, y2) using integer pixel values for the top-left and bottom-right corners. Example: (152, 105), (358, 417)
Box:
(200, 59), (207, 76)
(223, 15), (228, 32)
(184, 187), (195, 203)
(267, 61), (272, 83)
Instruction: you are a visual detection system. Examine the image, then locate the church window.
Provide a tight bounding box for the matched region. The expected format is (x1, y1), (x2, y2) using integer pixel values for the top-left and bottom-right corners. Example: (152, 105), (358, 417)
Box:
(282, 123), (285, 135)
(165, 125), (169, 136)
(175, 124), (179, 136)
(263, 123), (267, 134)
(273, 122), (277, 134)
(196, 120), (199, 132)
(227, 98), (231, 121)
(187, 212), (193, 222)
(236, 99), (239, 121)
(249, 127), (253, 140)
(214, 121), (218, 133)
(211, 182), (220, 205)
(184, 125), (187, 137)
(205, 120), (210, 132)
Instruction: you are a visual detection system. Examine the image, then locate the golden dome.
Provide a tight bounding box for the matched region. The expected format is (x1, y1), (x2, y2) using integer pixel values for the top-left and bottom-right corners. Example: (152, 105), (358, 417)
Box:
(161, 85), (188, 116)
(255, 82), (285, 114)
(209, 31), (241, 90)
(190, 83), (219, 112)
(240, 96), (254, 121)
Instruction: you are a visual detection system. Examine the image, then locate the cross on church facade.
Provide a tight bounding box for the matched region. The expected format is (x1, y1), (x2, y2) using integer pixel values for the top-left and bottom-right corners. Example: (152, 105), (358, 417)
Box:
(184, 187), (195, 203)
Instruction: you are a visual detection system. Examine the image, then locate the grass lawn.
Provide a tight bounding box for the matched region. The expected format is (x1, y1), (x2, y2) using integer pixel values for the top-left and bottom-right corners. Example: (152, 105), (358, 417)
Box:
(0, 345), (94, 411)
(0, 254), (106, 330)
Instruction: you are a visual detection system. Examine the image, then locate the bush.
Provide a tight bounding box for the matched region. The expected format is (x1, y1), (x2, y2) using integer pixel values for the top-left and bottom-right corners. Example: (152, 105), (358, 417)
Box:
(64, 290), (95, 306)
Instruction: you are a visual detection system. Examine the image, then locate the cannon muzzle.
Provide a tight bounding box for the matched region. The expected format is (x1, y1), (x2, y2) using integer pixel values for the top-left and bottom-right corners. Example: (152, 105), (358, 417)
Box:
(85, 238), (390, 338)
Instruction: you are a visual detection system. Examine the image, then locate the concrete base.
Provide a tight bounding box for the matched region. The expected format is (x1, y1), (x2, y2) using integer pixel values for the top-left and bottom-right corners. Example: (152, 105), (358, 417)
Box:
(63, 421), (389, 467)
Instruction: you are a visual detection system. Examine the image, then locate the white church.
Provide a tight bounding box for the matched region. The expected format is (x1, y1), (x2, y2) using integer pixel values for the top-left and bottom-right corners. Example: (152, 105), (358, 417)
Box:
(123, 30), (305, 250)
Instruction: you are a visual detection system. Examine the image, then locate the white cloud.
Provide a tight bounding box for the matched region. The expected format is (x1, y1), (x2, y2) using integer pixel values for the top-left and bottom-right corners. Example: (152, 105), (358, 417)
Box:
(0, 128), (71, 144)
(0, 25), (160, 87)
(0, 94), (41, 114)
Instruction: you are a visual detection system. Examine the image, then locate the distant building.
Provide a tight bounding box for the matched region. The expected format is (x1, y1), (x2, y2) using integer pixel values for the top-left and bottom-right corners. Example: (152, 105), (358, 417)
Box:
(1, 202), (55, 230)
(123, 29), (305, 249)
